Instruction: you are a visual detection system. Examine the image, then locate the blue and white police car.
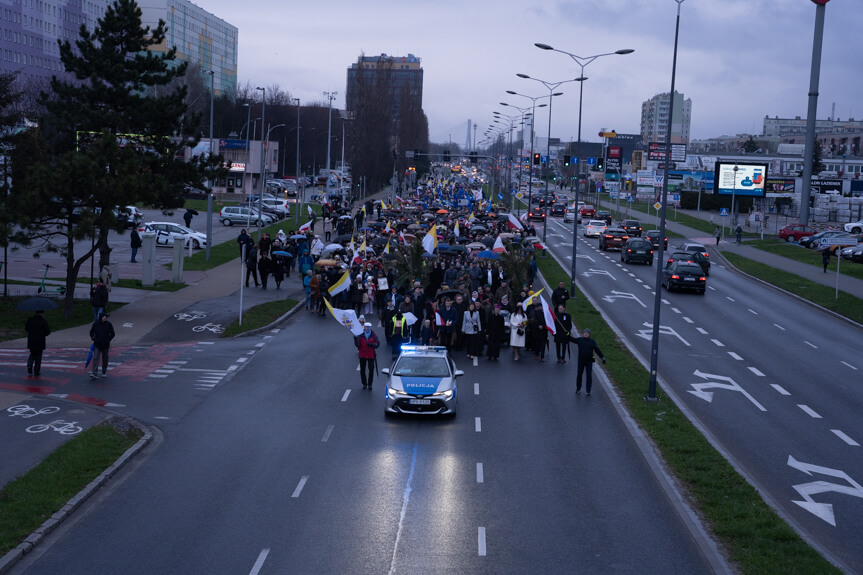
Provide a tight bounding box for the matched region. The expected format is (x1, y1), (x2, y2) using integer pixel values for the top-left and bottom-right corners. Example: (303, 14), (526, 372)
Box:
(382, 346), (463, 417)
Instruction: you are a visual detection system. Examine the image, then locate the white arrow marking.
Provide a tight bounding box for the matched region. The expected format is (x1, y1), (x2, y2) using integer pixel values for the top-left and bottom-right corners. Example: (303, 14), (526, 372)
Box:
(601, 290), (647, 308)
(581, 268), (616, 280)
(122, 322), (134, 328)
(636, 323), (691, 346)
(686, 369), (767, 411)
(788, 455), (863, 526)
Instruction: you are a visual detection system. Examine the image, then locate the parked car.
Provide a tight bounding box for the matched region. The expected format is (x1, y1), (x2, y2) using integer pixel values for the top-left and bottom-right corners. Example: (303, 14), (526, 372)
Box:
(596, 210), (612, 225)
(246, 199), (286, 220)
(183, 186), (208, 200)
(141, 222), (207, 249)
(598, 228), (629, 251)
(621, 238), (654, 265)
(645, 229), (668, 250)
(583, 219), (607, 238)
(799, 230), (849, 249)
(662, 261), (706, 294)
(843, 220), (863, 234)
(620, 219), (643, 237)
(219, 206), (275, 227)
(115, 205), (143, 228)
(778, 223), (817, 243)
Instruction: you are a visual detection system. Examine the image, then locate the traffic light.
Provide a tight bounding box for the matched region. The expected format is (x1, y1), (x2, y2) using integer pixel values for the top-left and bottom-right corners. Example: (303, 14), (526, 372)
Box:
(563, 155), (571, 167)
(533, 153), (541, 165)
(596, 155), (604, 171)
(443, 149), (451, 162)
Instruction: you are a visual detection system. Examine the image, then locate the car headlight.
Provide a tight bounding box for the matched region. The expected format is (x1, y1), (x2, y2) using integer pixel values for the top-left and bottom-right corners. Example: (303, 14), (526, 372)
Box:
(432, 389), (454, 399)
(387, 387), (402, 399)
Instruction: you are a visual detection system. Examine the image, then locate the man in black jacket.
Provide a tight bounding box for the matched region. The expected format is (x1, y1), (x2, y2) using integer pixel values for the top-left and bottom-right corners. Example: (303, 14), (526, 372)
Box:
(90, 280), (109, 323)
(567, 328), (605, 396)
(25, 310), (51, 376)
(89, 313), (115, 379)
(553, 304), (573, 363)
(551, 281), (570, 309)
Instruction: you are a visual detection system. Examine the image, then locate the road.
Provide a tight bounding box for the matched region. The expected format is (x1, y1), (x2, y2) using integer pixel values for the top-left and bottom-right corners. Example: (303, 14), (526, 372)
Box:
(9, 311), (715, 574)
(537, 208), (863, 573)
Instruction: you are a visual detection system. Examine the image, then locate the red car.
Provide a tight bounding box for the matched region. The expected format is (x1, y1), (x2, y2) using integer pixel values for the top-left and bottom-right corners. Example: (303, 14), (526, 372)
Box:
(778, 223), (817, 243)
(578, 205), (596, 220)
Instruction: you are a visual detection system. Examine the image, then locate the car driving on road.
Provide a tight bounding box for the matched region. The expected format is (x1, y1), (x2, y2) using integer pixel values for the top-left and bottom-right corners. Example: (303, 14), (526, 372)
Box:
(662, 261), (706, 294)
(599, 228), (629, 251)
(620, 219), (642, 237)
(645, 229), (668, 250)
(621, 238), (654, 265)
(583, 219), (607, 238)
(382, 346), (462, 417)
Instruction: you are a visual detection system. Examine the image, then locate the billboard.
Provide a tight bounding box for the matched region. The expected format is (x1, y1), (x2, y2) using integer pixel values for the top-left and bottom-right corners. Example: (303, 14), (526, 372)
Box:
(713, 161), (768, 197)
(810, 178), (842, 194)
(648, 142), (687, 162)
(764, 178), (795, 197)
(667, 170), (714, 193)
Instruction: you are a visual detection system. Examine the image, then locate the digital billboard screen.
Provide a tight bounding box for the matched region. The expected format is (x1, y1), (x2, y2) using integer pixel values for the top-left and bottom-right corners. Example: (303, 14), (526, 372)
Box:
(713, 161), (768, 197)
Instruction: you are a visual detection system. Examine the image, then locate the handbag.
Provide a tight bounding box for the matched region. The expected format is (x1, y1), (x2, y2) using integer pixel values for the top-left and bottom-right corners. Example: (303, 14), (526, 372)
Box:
(516, 328), (525, 336)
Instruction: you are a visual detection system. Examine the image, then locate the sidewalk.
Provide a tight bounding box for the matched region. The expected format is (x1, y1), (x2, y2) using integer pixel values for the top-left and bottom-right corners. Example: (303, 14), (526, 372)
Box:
(595, 198), (863, 301)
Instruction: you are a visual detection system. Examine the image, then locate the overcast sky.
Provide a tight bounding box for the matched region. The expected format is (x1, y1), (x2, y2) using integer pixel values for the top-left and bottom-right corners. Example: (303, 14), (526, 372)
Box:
(203, 0), (861, 147)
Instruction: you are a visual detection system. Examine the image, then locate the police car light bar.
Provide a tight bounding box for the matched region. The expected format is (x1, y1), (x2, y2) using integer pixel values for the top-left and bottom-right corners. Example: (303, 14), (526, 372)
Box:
(400, 345), (448, 352)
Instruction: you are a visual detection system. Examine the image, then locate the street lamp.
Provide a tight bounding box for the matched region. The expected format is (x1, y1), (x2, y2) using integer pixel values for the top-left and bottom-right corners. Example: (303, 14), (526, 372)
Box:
(242, 103), (251, 204)
(500, 102), (534, 216)
(324, 91), (337, 176)
(507, 90), (557, 213)
(292, 97), (301, 226)
(205, 69), (215, 262)
(533, 44), (634, 297)
(256, 86), (266, 237)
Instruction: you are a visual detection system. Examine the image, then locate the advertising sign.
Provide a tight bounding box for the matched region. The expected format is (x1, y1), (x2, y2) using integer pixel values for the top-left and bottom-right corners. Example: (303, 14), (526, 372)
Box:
(666, 170), (714, 193)
(649, 142), (687, 162)
(810, 178), (842, 194)
(764, 178), (795, 197)
(637, 170), (656, 186)
(713, 161), (768, 197)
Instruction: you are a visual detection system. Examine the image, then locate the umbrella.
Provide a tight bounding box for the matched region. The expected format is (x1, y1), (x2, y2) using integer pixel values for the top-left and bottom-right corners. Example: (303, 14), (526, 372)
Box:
(455, 237), (470, 244)
(402, 233), (417, 242)
(479, 237), (495, 247)
(290, 234), (306, 240)
(371, 237), (389, 246)
(475, 250), (501, 260)
(362, 246), (376, 254)
(445, 244), (467, 253)
(315, 259), (338, 267)
(339, 215), (353, 219)
(15, 297), (59, 312)
(437, 288), (464, 300)
(470, 224), (487, 232)
(85, 343), (95, 368)
(333, 234), (353, 243)
(324, 243), (345, 252)
(186, 208), (200, 215)
(467, 242), (486, 250)
(499, 232), (515, 239)
(272, 250), (293, 257)
(436, 209), (449, 214)
(358, 227), (374, 232)
(407, 224), (424, 231)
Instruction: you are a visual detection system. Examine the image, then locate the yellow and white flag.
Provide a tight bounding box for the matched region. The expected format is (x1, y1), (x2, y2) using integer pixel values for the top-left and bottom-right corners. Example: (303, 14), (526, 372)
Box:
(328, 269), (351, 296)
(353, 239), (366, 265)
(384, 238), (391, 255)
(523, 287), (544, 308)
(380, 199), (387, 210)
(324, 298), (363, 336)
(422, 224), (438, 254)
(384, 221), (392, 234)
(453, 221), (460, 237)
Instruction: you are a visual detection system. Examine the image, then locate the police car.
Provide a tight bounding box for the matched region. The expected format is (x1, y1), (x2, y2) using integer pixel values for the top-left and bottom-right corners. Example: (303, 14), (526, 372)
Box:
(382, 346), (463, 417)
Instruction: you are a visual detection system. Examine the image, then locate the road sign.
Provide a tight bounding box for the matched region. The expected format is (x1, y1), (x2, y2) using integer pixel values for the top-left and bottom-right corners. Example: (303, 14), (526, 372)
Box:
(671, 194), (680, 202)
(627, 195), (634, 203)
(653, 202), (662, 210)
(515, 192), (524, 199)
(586, 157), (597, 166)
(598, 131), (618, 138)
(497, 193), (504, 200)
(821, 236), (858, 246)
(720, 208), (729, 216)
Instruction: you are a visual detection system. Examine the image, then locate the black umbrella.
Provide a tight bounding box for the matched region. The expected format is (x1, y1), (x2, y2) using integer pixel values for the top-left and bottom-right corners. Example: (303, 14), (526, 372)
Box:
(16, 297), (59, 312)
(371, 237), (389, 246)
(480, 237), (495, 247)
(437, 288), (465, 300)
(333, 234), (353, 243)
(186, 208), (200, 216)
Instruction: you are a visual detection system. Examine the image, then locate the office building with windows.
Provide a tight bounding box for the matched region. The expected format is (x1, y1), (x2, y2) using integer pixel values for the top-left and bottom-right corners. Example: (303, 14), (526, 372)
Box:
(640, 91), (691, 145)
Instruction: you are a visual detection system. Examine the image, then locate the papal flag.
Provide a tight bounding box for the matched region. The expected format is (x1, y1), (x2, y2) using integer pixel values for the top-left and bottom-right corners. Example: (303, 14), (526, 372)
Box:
(422, 224), (438, 254)
(540, 296), (556, 335)
(467, 212), (475, 226)
(328, 269), (351, 296)
(353, 239), (366, 265)
(380, 199), (387, 210)
(384, 238), (391, 255)
(453, 221), (460, 237)
(384, 221), (392, 234)
(307, 205), (315, 217)
(324, 298), (363, 336)
(523, 287), (544, 308)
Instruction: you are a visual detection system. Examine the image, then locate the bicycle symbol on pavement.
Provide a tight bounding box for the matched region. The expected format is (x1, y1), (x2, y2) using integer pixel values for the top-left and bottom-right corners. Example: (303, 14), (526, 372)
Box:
(174, 311), (208, 322)
(6, 405), (61, 419)
(26, 420), (83, 435)
(192, 322), (225, 334)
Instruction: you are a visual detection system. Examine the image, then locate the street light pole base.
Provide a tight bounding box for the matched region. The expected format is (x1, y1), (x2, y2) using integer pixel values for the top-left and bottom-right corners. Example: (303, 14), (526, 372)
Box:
(643, 395), (661, 403)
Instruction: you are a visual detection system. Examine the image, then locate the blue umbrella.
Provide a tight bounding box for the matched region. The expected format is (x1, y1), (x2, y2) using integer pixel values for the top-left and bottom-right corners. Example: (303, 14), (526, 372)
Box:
(476, 250), (500, 260)
(85, 343), (95, 368)
(272, 250), (293, 257)
(290, 234), (306, 240)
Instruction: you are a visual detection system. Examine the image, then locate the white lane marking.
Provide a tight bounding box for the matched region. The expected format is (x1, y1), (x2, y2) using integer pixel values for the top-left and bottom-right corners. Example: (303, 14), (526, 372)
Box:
(774, 323), (786, 331)
(831, 430), (860, 447)
(249, 548), (270, 575)
(263, 335), (273, 339)
(153, 369), (175, 374)
(270, 328), (281, 333)
(475, 417), (482, 432)
(661, 299), (670, 305)
(474, 383), (480, 395)
(711, 339), (725, 347)
(389, 443), (419, 575)
(478, 527), (487, 557)
(798, 404), (822, 419)
(227, 365), (238, 371)
(236, 357), (248, 363)
(255, 342), (266, 348)
(771, 384), (790, 395)
(748, 308), (758, 315)
(341, 390), (351, 402)
(804, 341), (818, 349)
(246, 350), (255, 355)
(197, 341), (215, 345)
(177, 368), (229, 373)
(195, 383), (216, 388)
(642, 284), (652, 289)
(321, 425), (334, 442)
(708, 285), (716, 291)
(696, 327), (708, 335)
(473, 357), (478, 367)
(166, 360), (187, 365)
(671, 307), (681, 314)
(477, 462), (484, 483)
(841, 361), (858, 371)
(635, 278), (643, 283)
(153, 416), (171, 420)
(682, 316), (694, 324)
(356, 363), (360, 371)
(748, 367), (765, 377)
(728, 352), (743, 361)
(147, 374), (168, 379)
(291, 475), (309, 498)
(726, 296), (735, 302)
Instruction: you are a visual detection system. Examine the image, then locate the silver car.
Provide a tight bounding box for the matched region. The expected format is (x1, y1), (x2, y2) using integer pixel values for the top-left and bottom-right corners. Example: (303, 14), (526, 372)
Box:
(219, 206), (275, 227)
(383, 346), (462, 417)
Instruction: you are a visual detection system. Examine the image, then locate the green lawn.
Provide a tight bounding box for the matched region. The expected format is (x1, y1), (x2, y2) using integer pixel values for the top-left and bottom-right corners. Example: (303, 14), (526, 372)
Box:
(740, 239), (863, 281)
(52, 277), (185, 292)
(0, 298), (126, 343)
(536, 256), (838, 574)
(0, 421), (142, 555)
(220, 298), (300, 337)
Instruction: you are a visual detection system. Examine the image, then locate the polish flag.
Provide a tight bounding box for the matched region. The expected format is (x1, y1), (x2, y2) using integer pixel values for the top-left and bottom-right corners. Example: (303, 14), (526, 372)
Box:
(507, 213), (524, 231)
(298, 220), (312, 233)
(435, 312), (445, 326)
(492, 235), (507, 254)
(541, 296), (557, 335)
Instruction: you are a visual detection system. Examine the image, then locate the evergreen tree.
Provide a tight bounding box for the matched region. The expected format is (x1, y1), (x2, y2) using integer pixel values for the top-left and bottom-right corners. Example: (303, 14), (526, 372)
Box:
(12, 0), (208, 316)
(742, 136), (758, 153)
(0, 72), (23, 296)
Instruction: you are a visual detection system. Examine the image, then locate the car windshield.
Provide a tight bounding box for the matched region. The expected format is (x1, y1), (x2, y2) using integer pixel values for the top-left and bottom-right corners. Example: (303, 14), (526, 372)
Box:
(630, 240), (652, 249)
(676, 264), (703, 274)
(394, 356), (450, 377)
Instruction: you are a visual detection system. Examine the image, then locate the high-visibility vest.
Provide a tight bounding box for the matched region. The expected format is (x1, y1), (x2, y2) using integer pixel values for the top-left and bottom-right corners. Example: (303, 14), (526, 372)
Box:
(392, 316), (407, 336)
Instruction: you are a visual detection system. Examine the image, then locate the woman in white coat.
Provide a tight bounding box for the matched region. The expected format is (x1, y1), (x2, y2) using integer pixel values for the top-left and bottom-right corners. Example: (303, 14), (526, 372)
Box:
(462, 301), (483, 360)
(509, 303), (527, 361)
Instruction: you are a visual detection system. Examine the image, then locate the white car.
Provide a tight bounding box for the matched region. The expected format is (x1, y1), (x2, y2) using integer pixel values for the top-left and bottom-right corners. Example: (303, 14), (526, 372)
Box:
(141, 222), (207, 249)
(260, 198), (291, 216)
(383, 346), (462, 417)
(583, 219), (607, 238)
(563, 208), (577, 224)
(844, 220), (863, 234)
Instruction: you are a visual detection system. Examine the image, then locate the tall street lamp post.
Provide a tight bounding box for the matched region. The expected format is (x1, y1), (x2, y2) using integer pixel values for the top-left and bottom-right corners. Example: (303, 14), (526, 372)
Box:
(241, 103), (251, 203)
(292, 97), (301, 226)
(324, 91), (337, 177)
(500, 102), (534, 217)
(205, 69), (214, 262)
(256, 86), (266, 239)
(800, 0), (830, 226)
(506, 90), (556, 216)
(493, 112), (521, 208)
(534, 44), (634, 296)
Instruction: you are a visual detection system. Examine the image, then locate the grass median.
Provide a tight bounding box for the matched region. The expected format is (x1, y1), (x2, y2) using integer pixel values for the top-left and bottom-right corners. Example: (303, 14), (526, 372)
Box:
(536, 256), (838, 574)
(0, 420), (142, 556)
(0, 300), (125, 343)
(220, 298), (299, 337)
(740, 239), (863, 281)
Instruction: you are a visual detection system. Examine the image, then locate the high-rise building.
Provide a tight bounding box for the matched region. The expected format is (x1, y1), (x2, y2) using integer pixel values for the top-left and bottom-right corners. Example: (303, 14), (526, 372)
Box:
(0, 0), (236, 95)
(345, 53), (423, 121)
(640, 91), (691, 145)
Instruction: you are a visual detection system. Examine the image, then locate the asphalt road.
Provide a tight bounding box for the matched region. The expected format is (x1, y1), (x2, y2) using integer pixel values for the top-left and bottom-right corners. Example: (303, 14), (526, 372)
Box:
(10, 311), (714, 574)
(540, 213), (863, 573)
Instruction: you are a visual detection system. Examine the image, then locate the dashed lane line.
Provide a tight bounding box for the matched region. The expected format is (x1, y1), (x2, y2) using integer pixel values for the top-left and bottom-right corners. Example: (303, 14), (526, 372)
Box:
(341, 390), (351, 402)
(478, 527), (487, 557)
(798, 404), (822, 419)
(710, 339), (725, 347)
(475, 417), (482, 432)
(831, 430), (860, 447)
(727, 352), (743, 361)
(841, 361), (857, 370)
(291, 475), (309, 498)
(682, 317), (694, 324)
(804, 341), (818, 349)
(748, 308), (758, 315)
(774, 323), (786, 331)
(771, 384), (790, 395)
(474, 383), (480, 395)
(321, 425), (334, 443)
(476, 463), (484, 483)
(748, 367), (765, 377)
(249, 548), (270, 575)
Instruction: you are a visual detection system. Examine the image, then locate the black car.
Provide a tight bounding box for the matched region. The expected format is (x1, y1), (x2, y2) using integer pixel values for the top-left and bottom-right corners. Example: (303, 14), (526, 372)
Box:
(666, 250), (710, 276)
(645, 229), (668, 250)
(621, 238), (654, 265)
(596, 210), (613, 225)
(599, 228), (629, 251)
(621, 219), (642, 237)
(799, 230), (849, 249)
(550, 204), (567, 217)
(662, 261), (706, 294)
(527, 208), (546, 221)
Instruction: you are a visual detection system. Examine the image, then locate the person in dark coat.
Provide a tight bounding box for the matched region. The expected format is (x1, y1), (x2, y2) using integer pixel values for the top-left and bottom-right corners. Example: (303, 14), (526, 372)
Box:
(553, 304), (573, 363)
(90, 280), (109, 323)
(485, 305), (506, 361)
(533, 313), (548, 362)
(183, 208), (195, 228)
(419, 318), (435, 345)
(551, 281), (570, 309)
(237, 229), (253, 255)
(89, 312), (115, 379)
(567, 328), (606, 396)
(354, 323), (380, 389)
(258, 232), (272, 257)
(272, 256), (286, 289)
(822, 248), (832, 273)
(25, 310), (51, 376)
(437, 298), (459, 351)
(381, 300), (396, 346)
(130, 228), (142, 263)
(245, 244), (259, 287)
(258, 254), (272, 290)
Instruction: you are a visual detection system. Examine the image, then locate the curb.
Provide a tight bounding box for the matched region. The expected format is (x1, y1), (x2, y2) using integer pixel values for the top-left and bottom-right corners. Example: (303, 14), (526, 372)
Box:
(0, 415), (153, 575)
(231, 300), (305, 338)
